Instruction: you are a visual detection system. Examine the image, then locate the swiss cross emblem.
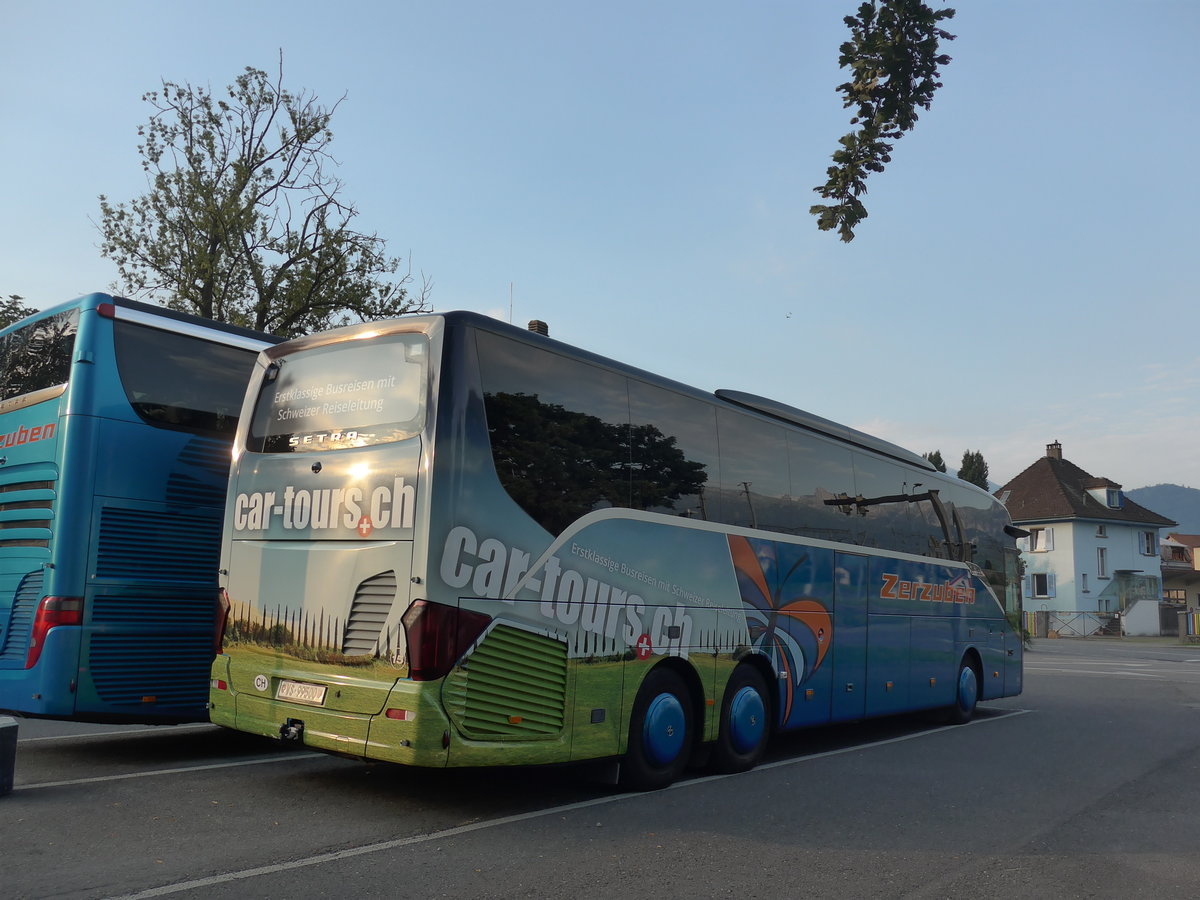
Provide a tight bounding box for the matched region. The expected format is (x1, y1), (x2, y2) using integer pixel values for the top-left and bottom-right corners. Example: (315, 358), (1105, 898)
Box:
(635, 633), (653, 660)
(357, 515), (373, 537)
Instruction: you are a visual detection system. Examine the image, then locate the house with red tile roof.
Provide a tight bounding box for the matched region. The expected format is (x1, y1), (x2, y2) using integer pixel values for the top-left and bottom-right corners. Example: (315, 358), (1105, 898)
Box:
(996, 441), (1175, 636)
(1161, 534), (1200, 608)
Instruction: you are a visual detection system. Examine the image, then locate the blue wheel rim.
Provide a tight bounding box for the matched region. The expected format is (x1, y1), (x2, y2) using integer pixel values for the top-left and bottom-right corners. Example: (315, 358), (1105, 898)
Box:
(957, 666), (978, 713)
(728, 685), (766, 754)
(643, 692), (686, 767)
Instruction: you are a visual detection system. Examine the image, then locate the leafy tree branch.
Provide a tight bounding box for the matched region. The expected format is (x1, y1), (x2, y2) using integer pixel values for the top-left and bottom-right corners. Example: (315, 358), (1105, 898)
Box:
(812, 1), (955, 242)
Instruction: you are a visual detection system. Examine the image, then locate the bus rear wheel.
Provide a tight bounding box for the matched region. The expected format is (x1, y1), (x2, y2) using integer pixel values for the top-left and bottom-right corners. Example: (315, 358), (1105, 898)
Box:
(620, 668), (693, 791)
(711, 664), (771, 774)
(947, 656), (980, 724)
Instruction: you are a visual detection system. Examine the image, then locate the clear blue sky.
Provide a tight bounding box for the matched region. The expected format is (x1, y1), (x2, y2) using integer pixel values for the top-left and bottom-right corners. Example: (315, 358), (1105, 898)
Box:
(3, 1), (1197, 490)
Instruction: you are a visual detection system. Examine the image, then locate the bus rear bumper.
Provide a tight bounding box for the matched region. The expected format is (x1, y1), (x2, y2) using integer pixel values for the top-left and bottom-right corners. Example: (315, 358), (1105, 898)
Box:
(209, 656), (450, 767)
(0, 628), (80, 718)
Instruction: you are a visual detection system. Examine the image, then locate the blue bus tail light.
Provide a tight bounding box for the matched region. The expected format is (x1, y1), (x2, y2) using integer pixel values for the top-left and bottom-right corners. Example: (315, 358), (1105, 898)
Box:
(401, 600), (491, 682)
(25, 597), (84, 669)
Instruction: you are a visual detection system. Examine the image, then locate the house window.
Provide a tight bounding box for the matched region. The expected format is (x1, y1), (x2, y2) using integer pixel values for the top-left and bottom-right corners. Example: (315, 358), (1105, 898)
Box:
(1106, 490), (1124, 509)
(1098, 547), (1108, 578)
(1165, 589), (1186, 604)
(1081, 573), (1089, 593)
(1029, 527), (1054, 552)
(1140, 531), (1158, 556)
(1031, 573), (1055, 598)
(1096, 524), (1107, 538)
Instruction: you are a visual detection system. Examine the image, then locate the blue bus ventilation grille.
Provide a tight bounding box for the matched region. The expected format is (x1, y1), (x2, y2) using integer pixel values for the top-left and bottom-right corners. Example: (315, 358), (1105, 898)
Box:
(165, 437), (234, 508)
(0, 570), (43, 664)
(443, 625), (568, 739)
(96, 507), (221, 584)
(88, 625), (214, 708)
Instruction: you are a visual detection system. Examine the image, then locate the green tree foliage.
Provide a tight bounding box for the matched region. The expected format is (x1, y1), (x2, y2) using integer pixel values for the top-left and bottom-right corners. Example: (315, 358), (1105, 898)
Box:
(958, 449), (989, 490)
(812, 1), (956, 241)
(1, 294), (37, 330)
(97, 59), (429, 338)
(922, 449), (947, 472)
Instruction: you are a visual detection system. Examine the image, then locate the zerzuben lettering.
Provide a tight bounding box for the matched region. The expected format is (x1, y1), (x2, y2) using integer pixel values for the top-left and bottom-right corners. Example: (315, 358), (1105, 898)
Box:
(0, 422), (56, 450)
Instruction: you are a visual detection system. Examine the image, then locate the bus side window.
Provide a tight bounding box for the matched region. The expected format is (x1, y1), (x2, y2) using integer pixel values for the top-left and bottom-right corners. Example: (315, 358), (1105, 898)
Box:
(476, 332), (632, 534)
(628, 381), (716, 522)
(0, 308), (78, 403)
(715, 408), (791, 532)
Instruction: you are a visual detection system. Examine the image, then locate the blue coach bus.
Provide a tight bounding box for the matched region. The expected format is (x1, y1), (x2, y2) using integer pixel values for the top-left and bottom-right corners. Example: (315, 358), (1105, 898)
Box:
(0, 293), (277, 723)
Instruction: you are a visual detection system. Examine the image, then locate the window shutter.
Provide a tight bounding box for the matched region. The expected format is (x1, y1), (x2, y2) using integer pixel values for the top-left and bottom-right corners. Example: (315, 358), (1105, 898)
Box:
(1047, 573), (1056, 598)
(1023, 575), (1032, 598)
(1044, 528), (1055, 551)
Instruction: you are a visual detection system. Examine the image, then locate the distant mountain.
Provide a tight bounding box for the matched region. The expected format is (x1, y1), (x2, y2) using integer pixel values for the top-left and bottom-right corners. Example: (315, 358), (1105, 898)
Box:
(1127, 484), (1200, 536)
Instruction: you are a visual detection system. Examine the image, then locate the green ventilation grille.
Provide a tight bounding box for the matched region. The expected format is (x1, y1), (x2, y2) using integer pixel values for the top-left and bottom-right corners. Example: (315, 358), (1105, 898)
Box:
(444, 624), (568, 740)
(341, 571), (397, 656)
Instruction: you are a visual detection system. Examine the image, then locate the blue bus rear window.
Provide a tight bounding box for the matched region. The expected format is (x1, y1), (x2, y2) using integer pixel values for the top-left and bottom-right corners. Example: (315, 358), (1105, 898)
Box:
(113, 321), (260, 436)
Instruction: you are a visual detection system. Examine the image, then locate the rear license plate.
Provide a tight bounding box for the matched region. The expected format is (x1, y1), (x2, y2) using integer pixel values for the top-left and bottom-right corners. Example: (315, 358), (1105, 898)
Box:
(275, 680), (327, 706)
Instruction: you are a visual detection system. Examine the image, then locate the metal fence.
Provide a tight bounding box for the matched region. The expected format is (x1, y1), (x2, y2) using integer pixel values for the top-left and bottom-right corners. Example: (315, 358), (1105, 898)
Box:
(1027, 610), (1117, 638)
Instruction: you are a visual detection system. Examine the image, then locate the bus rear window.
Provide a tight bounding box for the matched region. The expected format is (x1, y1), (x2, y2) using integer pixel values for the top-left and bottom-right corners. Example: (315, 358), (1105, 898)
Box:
(247, 334), (428, 453)
(0, 308), (79, 403)
(114, 321), (261, 436)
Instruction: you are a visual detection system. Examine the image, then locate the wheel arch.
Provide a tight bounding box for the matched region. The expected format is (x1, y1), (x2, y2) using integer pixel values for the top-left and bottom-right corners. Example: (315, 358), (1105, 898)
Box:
(729, 651), (778, 731)
(626, 657), (706, 751)
(960, 646), (984, 700)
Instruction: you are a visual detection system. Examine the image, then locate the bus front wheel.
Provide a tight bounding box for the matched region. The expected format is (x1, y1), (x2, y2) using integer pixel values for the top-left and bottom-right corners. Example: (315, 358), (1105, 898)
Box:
(620, 668), (693, 791)
(711, 664), (771, 774)
(947, 657), (980, 724)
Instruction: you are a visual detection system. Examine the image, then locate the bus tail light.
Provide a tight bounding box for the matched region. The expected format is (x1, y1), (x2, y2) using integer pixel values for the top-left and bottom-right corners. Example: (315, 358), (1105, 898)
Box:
(401, 600), (491, 682)
(25, 597), (84, 669)
(215, 588), (232, 654)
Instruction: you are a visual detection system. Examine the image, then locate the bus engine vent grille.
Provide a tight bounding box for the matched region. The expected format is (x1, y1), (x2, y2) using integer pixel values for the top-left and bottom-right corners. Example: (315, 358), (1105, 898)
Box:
(0, 569), (43, 664)
(443, 625), (568, 739)
(165, 437), (233, 508)
(96, 507), (221, 583)
(88, 632), (212, 710)
(341, 571), (397, 657)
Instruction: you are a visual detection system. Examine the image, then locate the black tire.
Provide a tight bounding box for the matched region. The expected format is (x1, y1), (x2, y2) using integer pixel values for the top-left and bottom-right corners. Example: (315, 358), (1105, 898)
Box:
(710, 664), (771, 774)
(946, 656), (980, 725)
(620, 668), (693, 791)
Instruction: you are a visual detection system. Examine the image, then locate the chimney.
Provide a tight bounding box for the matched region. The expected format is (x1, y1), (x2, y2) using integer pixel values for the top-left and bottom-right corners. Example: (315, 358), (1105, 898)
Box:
(1046, 441), (1062, 461)
(527, 319), (549, 336)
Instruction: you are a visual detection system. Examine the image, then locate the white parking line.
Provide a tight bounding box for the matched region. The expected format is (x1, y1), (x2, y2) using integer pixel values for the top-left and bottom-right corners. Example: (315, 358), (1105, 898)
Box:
(106, 709), (1030, 899)
(17, 724), (216, 744)
(19, 752), (323, 790)
(1025, 666), (1161, 677)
